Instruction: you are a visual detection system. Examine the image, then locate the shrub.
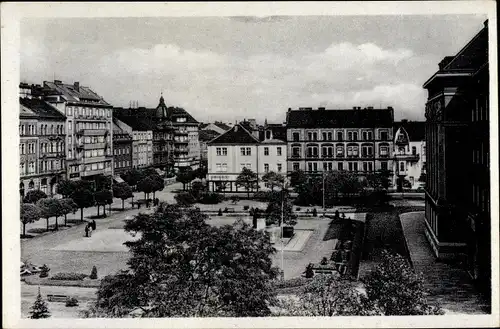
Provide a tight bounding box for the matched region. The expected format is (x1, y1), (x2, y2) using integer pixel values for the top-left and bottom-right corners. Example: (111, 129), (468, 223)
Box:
(312, 208), (318, 217)
(230, 195), (239, 204)
(65, 297), (79, 307)
(39, 264), (50, 278)
(243, 205), (250, 211)
(224, 207), (228, 213)
(198, 192), (224, 204)
(90, 266), (98, 279)
(174, 192), (196, 207)
(320, 257), (328, 265)
(304, 263), (314, 278)
(296, 207), (301, 211)
(330, 250), (340, 262)
(276, 276), (311, 289)
(253, 191), (271, 201)
(218, 208), (223, 216)
(50, 272), (87, 281)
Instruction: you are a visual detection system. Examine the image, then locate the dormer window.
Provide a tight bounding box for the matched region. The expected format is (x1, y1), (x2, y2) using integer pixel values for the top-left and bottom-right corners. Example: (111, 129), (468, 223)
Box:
(177, 117), (187, 123)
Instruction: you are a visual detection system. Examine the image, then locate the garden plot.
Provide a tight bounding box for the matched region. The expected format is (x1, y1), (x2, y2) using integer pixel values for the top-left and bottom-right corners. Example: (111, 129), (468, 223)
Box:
(51, 229), (140, 253)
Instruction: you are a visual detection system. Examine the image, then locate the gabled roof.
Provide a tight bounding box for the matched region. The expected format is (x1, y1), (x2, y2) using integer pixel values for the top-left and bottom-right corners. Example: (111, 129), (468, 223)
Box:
(442, 23), (488, 72)
(114, 114), (154, 131)
(286, 108), (394, 128)
(393, 121), (425, 142)
(208, 124), (260, 145)
(19, 97), (66, 120)
(199, 129), (220, 142)
(43, 81), (110, 106)
(213, 122), (231, 131)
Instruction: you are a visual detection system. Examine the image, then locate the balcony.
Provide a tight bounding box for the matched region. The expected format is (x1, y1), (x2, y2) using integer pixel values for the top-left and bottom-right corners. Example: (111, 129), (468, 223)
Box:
(41, 152), (65, 159)
(394, 153), (420, 162)
(83, 142), (106, 150)
(82, 156), (107, 164)
(77, 129), (107, 136)
(81, 167), (112, 177)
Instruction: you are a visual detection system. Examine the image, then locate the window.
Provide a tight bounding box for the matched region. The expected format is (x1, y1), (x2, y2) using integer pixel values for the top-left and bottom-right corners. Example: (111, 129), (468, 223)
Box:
(308, 163), (313, 172)
(347, 145), (358, 157)
(327, 132), (332, 140)
(353, 132), (358, 141)
(293, 162), (300, 171)
(337, 132), (343, 141)
(292, 132), (300, 141)
(216, 163), (222, 172)
(264, 147), (269, 156)
(338, 162), (344, 171)
(264, 164), (269, 172)
(380, 131), (388, 141)
(245, 147), (251, 156)
(277, 163), (282, 172)
(292, 146), (301, 157)
(380, 145), (389, 156)
(361, 145), (373, 157)
(277, 147), (282, 156)
(381, 161), (388, 171)
(348, 132), (353, 141)
(322, 132), (327, 141)
(336, 145), (344, 157)
(412, 146), (417, 155)
(20, 162), (25, 174)
(363, 162), (368, 172)
(348, 162), (353, 171)
(20, 144), (25, 155)
(323, 162), (328, 171)
(216, 147), (222, 156)
(400, 162), (405, 172)
(222, 147), (227, 156)
(307, 146), (318, 158)
(222, 163), (227, 172)
(240, 147), (245, 156)
(353, 162), (358, 171)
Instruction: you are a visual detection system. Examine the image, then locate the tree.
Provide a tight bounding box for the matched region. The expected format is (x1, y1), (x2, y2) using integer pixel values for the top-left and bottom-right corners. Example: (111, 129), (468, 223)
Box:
(176, 169), (194, 191)
(194, 167), (208, 180)
(57, 179), (77, 198)
(92, 205), (279, 317)
(95, 174), (112, 191)
(137, 177), (155, 200)
(94, 190), (113, 217)
(23, 189), (47, 204)
(214, 181), (228, 195)
(30, 288), (51, 319)
(20, 203), (41, 236)
(151, 175), (165, 199)
(37, 198), (62, 231)
(59, 198), (78, 226)
(174, 192), (196, 207)
(265, 190), (297, 226)
(261, 171), (285, 191)
(122, 168), (144, 188)
(113, 182), (134, 210)
(236, 167), (258, 197)
(276, 273), (379, 316)
(289, 169), (307, 188)
(363, 250), (443, 315)
(90, 266), (98, 279)
(191, 181), (205, 200)
(71, 181), (95, 222)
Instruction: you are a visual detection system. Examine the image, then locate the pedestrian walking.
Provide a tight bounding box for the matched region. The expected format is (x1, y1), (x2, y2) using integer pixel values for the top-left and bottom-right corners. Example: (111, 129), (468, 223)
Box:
(88, 223), (93, 237)
(84, 224), (89, 238)
(335, 210), (340, 220)
(92, 220), (96, 231)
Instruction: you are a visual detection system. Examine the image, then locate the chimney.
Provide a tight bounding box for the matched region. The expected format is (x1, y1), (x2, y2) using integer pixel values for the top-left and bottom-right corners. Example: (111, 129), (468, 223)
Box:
(288, 107), (292, 112)
(367, 106), (374, 110)
(438, 56), (454, 70)
(74, 82), (79, 91)
(353, 106), (357, 110)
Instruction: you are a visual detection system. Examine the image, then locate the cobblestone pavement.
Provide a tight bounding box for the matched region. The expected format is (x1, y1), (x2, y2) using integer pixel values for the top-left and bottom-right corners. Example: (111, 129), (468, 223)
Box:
(400, 212), (490, 314)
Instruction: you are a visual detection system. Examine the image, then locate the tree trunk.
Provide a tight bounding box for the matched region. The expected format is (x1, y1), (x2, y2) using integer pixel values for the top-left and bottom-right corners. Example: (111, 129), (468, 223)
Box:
(153, 191), (156, 199)
(144, 192), (146, 199)
(23, 223), (26, 236)
(64, 214), (67, 226)
(46, 218), (49, 232)
(103, 205), (106, 216)
(81, 208), (84, 222)
(122, 199), (125, 210)
(55, 216), (59, 230)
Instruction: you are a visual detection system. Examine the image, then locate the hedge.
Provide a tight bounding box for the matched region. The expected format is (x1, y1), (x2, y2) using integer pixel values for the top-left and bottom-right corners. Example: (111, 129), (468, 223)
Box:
(50, 272), (88, 281)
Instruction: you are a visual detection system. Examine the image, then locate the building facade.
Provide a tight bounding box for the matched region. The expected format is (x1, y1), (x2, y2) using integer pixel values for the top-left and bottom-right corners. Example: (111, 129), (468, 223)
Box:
(199, 129), (220, 167)
(286, 107), (394, 176)
(113, 114), (154, 169)
(392, 121), (426, 190)
(42, 80), (114, 181)
(207, 122), (287, 192)
(423, 21), (489, 292)
(112, 122), (133, 176)
(19, 97), (66, 197)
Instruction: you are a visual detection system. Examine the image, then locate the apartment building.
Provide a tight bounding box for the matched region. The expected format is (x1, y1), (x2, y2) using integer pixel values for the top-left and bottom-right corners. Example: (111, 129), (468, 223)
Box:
(19, 97), (66, 197)
(423, 21), (490, 292)
(113, 114), (154, 169)
(112, 122), (133, 176)
(285, 107), (394, 176)
(42, 80), (114, 182)
(392, 120), (426, 190)
(207, 122), (287, 192)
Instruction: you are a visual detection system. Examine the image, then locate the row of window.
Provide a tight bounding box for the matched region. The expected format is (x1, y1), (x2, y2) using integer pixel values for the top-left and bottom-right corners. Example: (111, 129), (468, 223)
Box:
(115, 160), (131, 168)
(472, 97), (488, 122)
(84, 149), (105, 158)
(84, 161), (111, 172)
(68, 106), (112, 118)
(134, 132), (152, 140)
(134, 145), (152, 153)
(472, 183), (489, 213)
(19, 124), (64, 136)
(472, 141), (489, 167)
(292, 161), (389, 172)
(114, 147), (131, 155)
(215, 147), (283, 157)
(292, 145), (388, 158)
(20, 159), (63, 175)
(291, 130), (390, 142)
(74, 122), (110, 132)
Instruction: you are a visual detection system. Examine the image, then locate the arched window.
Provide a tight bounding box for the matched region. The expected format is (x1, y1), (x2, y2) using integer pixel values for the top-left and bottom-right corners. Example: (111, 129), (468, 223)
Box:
(41, 178), (47, 186)
(51, 125), (54, 135)
(400, 162), (405, 172)
(379, 143), (390, 157)
(20, 182), (25, 197)
(50, 142), (54, 153)
(291, 144), (301, 158)
(28, 180), (34, 189)
(336, 144), (344, 157)
(306, 144), (319, 158)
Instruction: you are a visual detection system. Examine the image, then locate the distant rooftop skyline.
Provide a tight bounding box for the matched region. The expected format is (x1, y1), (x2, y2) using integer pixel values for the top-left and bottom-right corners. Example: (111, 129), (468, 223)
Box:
(21, 15), (487, 123)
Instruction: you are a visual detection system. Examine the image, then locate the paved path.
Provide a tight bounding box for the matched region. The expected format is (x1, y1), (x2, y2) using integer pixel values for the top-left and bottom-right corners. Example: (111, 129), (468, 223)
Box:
(400, 212), (490, 314)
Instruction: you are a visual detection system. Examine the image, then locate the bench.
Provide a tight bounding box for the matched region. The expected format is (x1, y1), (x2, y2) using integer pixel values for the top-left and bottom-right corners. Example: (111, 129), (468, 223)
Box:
(47, 294), (69, 302)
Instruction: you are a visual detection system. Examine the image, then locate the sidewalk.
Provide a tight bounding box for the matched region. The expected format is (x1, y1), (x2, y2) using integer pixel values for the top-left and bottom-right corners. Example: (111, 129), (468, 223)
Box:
(399, 211), (490, 314)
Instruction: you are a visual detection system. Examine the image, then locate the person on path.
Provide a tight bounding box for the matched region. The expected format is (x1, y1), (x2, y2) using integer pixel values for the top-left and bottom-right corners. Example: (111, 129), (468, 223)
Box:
(92, 220), (96, 231)
(88, 223), (93, 237)
(335, 210), (340, 220)
(84, 224), (89, 238)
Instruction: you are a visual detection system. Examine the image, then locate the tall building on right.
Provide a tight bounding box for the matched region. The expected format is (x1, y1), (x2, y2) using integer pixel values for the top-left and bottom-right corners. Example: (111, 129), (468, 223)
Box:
(422, 20), (489, 293)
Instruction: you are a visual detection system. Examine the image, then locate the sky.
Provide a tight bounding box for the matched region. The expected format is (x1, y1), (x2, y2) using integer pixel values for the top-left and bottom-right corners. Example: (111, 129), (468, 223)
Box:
(20, 15), (487, 124)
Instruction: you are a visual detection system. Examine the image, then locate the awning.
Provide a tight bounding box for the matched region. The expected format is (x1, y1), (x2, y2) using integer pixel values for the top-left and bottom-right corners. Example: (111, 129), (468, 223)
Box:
(113, 175), (125, 183)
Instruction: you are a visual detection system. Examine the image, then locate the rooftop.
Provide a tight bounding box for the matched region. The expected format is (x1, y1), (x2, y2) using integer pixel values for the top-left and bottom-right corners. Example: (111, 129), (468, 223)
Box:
(43, 80), (111, 106)
(286, 107), (394, 128)
(393, 120), (425, 142)
(208, 123), (260, 145)
(19, 97), (66, 120)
